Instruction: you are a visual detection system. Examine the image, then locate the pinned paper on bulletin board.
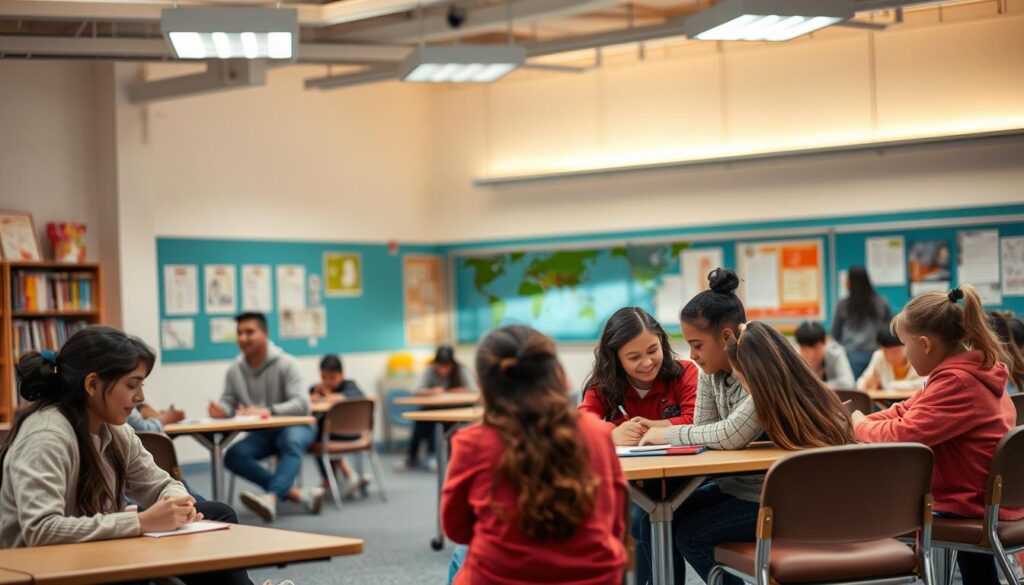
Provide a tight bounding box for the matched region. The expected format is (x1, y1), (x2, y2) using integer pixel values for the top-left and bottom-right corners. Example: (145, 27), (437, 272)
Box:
(280, 306), (327, 339)
(204, 264), (237, 315)
(324, 252), (363, 297)
(1002, 236), (1024, 296)
(738, 240), (824, 321)
(241, 265), (272, 313)
(681, 248), (724, 303)
(866, 236), (906, 286)
(164, 265), (198, 316)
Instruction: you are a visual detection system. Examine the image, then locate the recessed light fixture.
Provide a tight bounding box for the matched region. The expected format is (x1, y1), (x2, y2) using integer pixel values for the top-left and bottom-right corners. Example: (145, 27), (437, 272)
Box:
(400, 45), (527, 83)
(162, 8), (298, 60)
(683, 0), (854, 42)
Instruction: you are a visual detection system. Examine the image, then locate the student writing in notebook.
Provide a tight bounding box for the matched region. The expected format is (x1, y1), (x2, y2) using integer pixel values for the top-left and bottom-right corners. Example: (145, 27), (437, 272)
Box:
(856, 328), (924, 392)
(310, 354), (370, 498)
(578, 307), (698, 445)
(0, 326), (255, 585)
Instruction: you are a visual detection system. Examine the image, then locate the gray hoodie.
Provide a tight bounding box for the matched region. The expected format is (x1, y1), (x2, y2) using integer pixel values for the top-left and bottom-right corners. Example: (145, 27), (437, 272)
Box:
(217, 341), (310, 417)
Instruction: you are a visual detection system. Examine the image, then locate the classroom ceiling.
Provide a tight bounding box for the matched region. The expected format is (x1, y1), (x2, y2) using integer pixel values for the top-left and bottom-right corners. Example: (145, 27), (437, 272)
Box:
(0, 0), (995, 64)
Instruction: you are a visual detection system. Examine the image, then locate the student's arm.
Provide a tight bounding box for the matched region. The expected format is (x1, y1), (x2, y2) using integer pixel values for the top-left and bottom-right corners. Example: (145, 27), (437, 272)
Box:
(577, 388), (617, 432)
(120, 426), (189, 507)
(10, 431), (141, 545)
(669, 363), (698, 425)
(855, 374), (973, 446)
(856, 352), (883, 390)
(441, 429), (480, 544)
(668, 393), (761, 450)
(343, 380), (365, 398)
(215, 370), (240, 417)
(826, 347), (856, 389)
(269, 358), (311, 416)
(126, 409), (163, 433)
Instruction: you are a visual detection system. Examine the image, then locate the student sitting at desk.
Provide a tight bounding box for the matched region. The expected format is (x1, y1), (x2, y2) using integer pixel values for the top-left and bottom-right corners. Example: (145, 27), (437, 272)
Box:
(795, 321), (856, 389)
(856, 329), (924, 392)
(0, 326), (255, 585)
(310, 354), (370, 498)
(209, 312), (321, 522)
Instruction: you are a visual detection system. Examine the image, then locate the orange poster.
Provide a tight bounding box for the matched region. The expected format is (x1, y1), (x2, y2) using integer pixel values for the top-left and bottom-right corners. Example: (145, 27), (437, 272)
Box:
(404, 255), (449, 346)
(739, 240), (824, 321)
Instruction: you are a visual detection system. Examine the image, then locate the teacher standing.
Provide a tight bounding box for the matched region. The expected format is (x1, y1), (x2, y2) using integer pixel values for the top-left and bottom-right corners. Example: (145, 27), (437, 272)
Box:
(831, 266), (892, 378)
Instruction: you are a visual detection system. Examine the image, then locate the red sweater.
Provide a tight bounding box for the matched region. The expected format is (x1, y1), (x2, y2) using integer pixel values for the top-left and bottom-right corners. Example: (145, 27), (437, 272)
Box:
(441, 412), (628, 585)
(578, 359), (698, 431)
(856, 351), (1022, 521)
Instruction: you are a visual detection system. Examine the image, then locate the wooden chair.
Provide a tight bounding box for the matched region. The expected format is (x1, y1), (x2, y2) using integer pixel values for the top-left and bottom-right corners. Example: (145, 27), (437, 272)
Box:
(1011, 394), (1024, 427)
(709, 443), (935, 585)
(931, 426), (1024, 585)
(833, 389), (873, 415)
(137, 431), (184, 482)
(309, 398), (388, 506)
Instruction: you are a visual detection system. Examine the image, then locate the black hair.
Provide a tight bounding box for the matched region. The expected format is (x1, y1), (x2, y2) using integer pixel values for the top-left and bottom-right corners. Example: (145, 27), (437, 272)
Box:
(795, 322), (827, 347)
(0, 325), (156, 517)
(679, 268), (746, 332)
(319, 354), (343, 372)
(876, 328), (903, 348)
(1009, 318), (1024, 349)
(433, 345), (463, 388)
(234, 312), (268, 332)
(845, 266), (882, 323)
(583, 307), (683, 417)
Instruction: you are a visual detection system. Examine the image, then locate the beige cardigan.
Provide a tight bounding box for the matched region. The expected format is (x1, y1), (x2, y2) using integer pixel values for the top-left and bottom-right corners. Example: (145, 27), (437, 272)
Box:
(0, 406), (188, 548)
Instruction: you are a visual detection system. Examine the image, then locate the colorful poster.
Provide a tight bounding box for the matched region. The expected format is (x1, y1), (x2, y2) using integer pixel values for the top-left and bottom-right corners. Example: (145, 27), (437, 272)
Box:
(164, 265), (198, 316)
(161, 319), (194, 350)
(738, 240), (823, 320)
(404, 255), (448, 346)
(324, 252), (363, 297)
(957, 229), (1000, 285)
(866, 236), (906, 286)
(241, 265), (272, 313)
(209, 317), (237, 344)
(204, 264), (237, 315)
(1002, 236), (1024, 296)
(908, 240), (951, 282)
(681, 248), (724, 303)
(276, 265), (306, 310)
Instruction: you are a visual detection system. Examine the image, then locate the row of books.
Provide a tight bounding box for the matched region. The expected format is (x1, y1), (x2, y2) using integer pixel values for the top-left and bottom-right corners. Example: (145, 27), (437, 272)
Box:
(11, 319), (89, 358)
(10, 271), (95, 312)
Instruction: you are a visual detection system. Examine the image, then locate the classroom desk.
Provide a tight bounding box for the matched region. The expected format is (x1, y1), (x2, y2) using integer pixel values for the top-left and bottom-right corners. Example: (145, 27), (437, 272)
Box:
(393, 392), (481, 408)
(0, 524), (362, 585)
(866, 389), (917, 409)
(403, 406), (483, 550)
(0, 569), (30, 584)
(164, 416), (315, 501)
(622, 444), (791, 585)
(310, 394), (379, 414)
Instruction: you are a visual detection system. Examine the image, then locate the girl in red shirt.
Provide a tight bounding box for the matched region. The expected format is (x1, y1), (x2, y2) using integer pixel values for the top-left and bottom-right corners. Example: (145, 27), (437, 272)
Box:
(578, 307), (698, 446)
(442, 325), (628, 585)
(854, 285), (1020, 585)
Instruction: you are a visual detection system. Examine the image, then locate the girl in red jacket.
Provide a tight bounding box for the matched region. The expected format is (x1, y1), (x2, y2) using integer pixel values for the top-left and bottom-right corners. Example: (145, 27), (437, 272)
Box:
(578, 307), (698, 446)
(853, 285), (1021, 585)
(442, 325), (628, 585)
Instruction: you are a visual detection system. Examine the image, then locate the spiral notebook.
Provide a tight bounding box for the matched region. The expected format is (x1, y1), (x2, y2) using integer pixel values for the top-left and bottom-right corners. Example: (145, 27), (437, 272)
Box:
(143, 520), (230, 538)
(615, 444), (707, 457)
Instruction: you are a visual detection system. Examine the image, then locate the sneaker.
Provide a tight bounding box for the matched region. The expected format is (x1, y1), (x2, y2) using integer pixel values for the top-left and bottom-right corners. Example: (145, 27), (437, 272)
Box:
(297, 486), (324, 514)
(240, 490), (276, 522)
(344, 474), (374, 501)
(426, 458), (438, 472)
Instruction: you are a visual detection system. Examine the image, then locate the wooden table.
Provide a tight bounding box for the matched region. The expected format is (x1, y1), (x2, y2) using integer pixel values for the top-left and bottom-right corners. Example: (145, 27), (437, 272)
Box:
(866, 389), (917, 409)
(164, 416), (315, 501)
(393, 393), (481, 408)
(622, 444), (791, 585)
(403, 406), (483, 551)
(0, 524), (361, 585)
(0, 569), (29, 584)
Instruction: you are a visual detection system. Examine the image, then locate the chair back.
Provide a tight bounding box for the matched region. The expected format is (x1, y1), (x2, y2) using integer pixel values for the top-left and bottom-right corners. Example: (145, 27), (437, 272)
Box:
(833, 389), (872, 415)
(987, 426), (1024, 508)
(1011, 394), (1024, 426)
(761, 443), (933, 542)
(137, 431), (183, 481)
(324, 398), (375, 438)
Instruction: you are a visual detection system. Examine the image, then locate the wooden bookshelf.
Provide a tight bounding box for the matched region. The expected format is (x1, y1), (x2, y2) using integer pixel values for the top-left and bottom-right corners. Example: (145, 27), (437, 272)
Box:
(0, 261), (104, 423)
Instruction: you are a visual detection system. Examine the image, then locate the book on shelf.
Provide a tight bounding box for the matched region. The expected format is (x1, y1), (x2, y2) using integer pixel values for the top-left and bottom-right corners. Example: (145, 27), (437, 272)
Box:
(10, 271), (94, 312)
(11, 318), (89, 358)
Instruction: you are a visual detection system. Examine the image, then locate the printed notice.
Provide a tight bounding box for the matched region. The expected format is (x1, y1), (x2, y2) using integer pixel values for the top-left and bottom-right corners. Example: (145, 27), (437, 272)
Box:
(1001, 237), (1024, 296)
(204, 265), (237, 315)
(161, 319), (194, 350)
(866, 236), (906, 286)
(276, 265), (306, 310)
(241, 265), (273, 312)
(164, 265), (198, 316)
(958, 229), (1000, 285)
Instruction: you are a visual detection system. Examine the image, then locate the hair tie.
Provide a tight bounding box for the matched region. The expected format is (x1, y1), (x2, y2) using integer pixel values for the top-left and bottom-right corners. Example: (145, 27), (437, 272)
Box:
(948, 287), (964, 303)
(41, 349), (59, 372)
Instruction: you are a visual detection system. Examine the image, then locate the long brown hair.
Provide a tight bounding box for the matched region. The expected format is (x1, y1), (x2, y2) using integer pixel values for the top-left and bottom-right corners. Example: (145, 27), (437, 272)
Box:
(726, 321), (856, 450)
(477, 325), (598, 541)
(0, 326), (156, 516)
(892, 285), (1006, 369)
(988, 312), (1024, 390)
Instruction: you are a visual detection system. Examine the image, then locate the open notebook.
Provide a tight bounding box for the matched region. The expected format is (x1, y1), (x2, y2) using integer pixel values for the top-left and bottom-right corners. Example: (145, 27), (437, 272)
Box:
(143, 520), (230, 538)
(616, 444), (707, 457)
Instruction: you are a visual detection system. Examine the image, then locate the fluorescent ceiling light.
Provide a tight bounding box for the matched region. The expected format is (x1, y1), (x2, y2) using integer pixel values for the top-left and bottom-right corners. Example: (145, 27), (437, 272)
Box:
(162, 8), (298, 60)
(683, 0), (853, 42)
(400, 45), (527, 83)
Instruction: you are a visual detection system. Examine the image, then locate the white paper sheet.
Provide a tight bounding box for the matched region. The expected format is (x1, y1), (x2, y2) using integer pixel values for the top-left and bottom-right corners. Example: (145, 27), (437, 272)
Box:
(681, 248), (724, 303)
(910, 280), (951, 297)
(655, 275), (685, 323)
(143, 520), (230, 538)
(209, 317), (237, 344)
(164, 265), (198, 316)
(241, 264), (273, 312)
(866, 236), (906, 286)
(958, 229), (1000, 285)
(615, 444), (672, 456)
(276, 265), (306, 310)
(1001, 237), (1024, 297)
(178, 415), (262, 425)
(742, 247), (780, 309)
(280, 306), (327, 339)
(976, 282), (1003, 306)
(204, 264), (237, 314)
(160, 319), (194, 350)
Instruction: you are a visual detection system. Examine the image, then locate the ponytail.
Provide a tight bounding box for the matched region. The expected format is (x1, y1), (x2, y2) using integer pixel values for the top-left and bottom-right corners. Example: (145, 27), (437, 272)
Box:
(958, 285), (1005, 369)
(893, 284), (1006, 369)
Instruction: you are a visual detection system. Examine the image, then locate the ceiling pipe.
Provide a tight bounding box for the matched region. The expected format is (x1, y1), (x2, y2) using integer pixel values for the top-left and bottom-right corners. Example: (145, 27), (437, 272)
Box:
(126, 59), (267, 103)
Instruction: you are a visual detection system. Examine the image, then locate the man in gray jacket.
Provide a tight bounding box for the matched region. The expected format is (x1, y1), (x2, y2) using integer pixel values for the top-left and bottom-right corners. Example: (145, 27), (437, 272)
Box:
(208, 312), (322, 521)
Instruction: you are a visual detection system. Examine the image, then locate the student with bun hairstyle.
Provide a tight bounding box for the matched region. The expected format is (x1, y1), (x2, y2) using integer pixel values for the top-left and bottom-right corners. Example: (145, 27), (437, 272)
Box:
(442, 325), (627, 584)
(579, 307), (698, 446)
(854, 286), (1022, 585)
(0, 326), (254, 585)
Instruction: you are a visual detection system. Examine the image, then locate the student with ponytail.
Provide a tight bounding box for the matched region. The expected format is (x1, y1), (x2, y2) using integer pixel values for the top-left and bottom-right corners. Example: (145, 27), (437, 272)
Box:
(854, 286), (1021, 585)
(0, 326), (255, 585)
(441, 325), (627, 585)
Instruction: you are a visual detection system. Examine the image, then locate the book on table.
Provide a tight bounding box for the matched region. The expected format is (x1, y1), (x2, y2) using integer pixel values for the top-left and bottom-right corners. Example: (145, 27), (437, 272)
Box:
(615, 444), (707, 457)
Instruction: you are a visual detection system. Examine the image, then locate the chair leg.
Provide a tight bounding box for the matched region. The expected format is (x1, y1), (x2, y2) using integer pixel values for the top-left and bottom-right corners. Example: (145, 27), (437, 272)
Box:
(708, 565), (726, 585)
(227, 472), (236, 505)
(322, 454), (343, 507)
(992, 539), (1022, 585)
(939, 548), (957, 585)
(369, 448), (388, 502)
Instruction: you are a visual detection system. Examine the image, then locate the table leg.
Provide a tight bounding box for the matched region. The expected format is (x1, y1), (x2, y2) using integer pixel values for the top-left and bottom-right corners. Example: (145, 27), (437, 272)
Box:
(629, 476), (707, 585)
(191, 431), (240, 502)
(431, 421), (448, 551)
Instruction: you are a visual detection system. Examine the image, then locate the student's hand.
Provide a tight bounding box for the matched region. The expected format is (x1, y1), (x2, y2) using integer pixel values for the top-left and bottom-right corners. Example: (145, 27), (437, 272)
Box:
(850, 410), (867, 428)
(208, 402), (227, 418)
(138, 495), (197, 533)
(158, 407), (186, 425)
(238, 406), (272, 417)
(611, 421), (648, 446)
(863, 372), (881, 391)
(631, 416), (671, 428)
(138, 404), (160, 420)
(639, 427), (670, 446)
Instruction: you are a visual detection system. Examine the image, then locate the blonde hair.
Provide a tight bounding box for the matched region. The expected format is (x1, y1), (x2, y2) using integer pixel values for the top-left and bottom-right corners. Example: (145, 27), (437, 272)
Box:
(892, 285), (1006, 369)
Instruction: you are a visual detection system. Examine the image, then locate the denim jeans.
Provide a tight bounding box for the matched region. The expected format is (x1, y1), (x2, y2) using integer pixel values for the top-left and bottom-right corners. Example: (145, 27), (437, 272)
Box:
(632, 482), (759, 585)
(224, 424), (316, 498)
(447, 544), (469, 584)
(846, 349), (874, 380)
(934, 512), (1000, 585)
(407, 420), (436, 463)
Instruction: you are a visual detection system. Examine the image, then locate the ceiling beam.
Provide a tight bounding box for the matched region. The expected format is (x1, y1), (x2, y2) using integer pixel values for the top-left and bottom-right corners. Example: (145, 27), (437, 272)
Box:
(304, 65), (400, 89)
(126, 59), (266, 103)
